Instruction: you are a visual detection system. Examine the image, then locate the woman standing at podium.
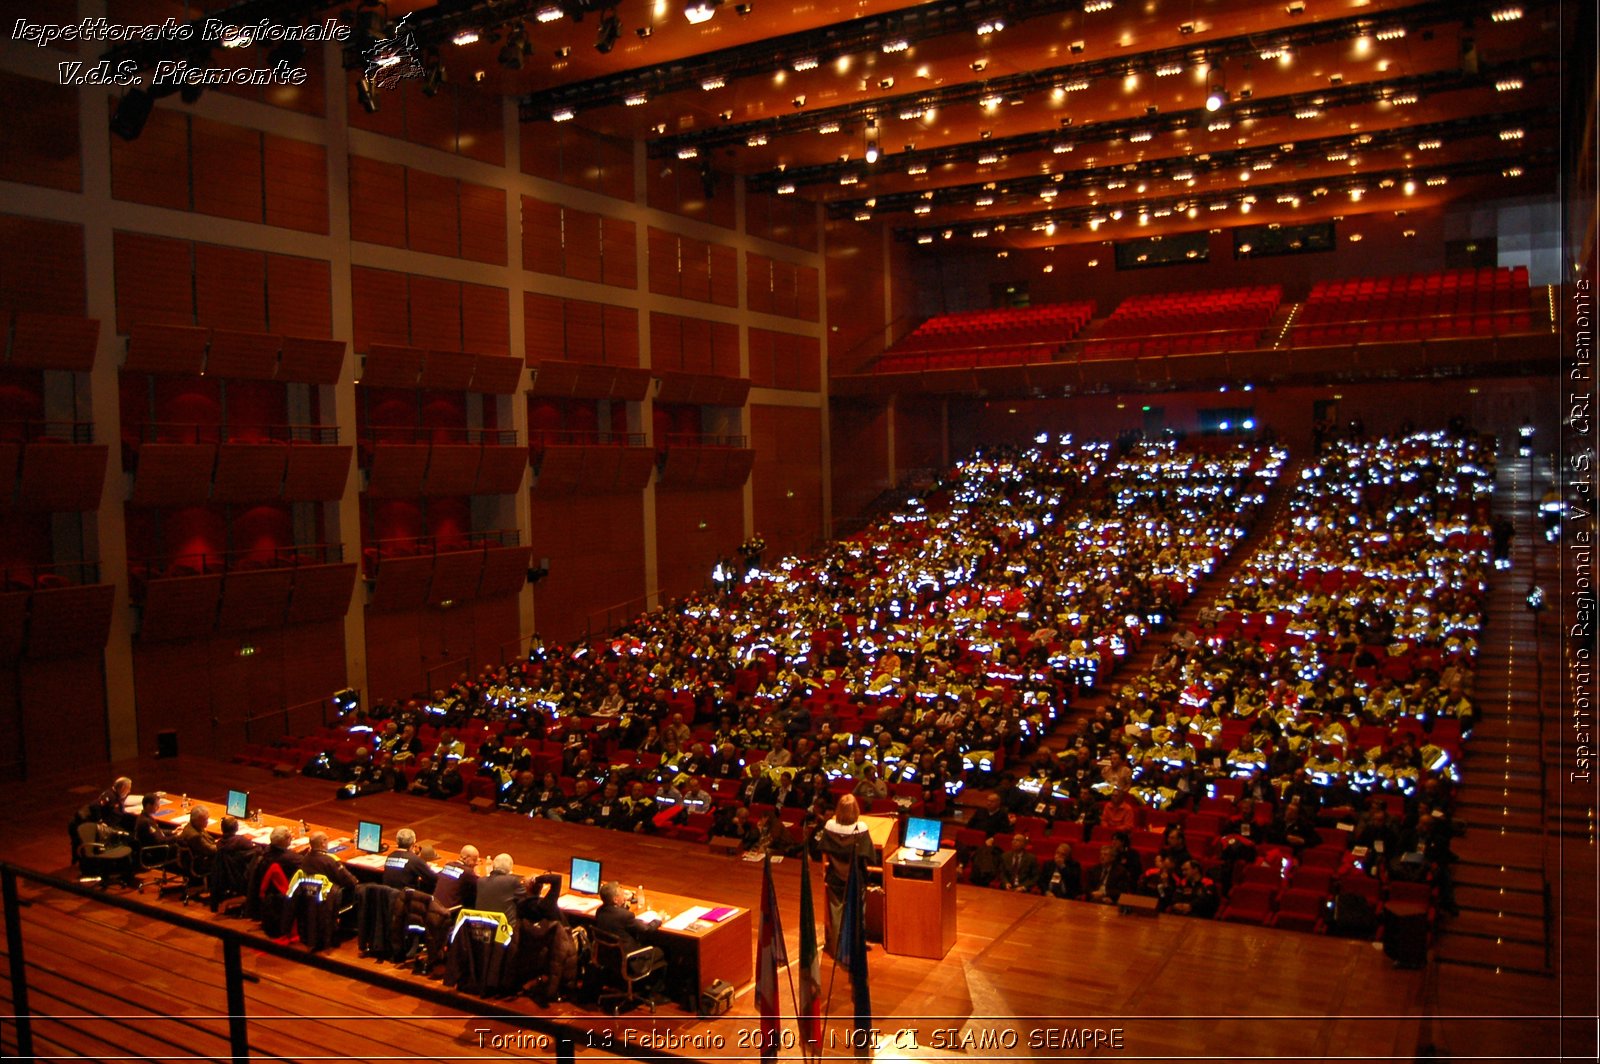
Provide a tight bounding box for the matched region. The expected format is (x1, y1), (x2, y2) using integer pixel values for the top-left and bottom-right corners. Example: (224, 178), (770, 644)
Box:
(818, 794), (874, 956)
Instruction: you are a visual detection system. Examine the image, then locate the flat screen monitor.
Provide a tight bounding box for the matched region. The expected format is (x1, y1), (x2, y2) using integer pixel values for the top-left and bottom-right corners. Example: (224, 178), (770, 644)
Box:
(903, 815), (942, 856)
(225, 789), (249, 819)
(356, 821), (383, 854)
(570, 856), (602, 894)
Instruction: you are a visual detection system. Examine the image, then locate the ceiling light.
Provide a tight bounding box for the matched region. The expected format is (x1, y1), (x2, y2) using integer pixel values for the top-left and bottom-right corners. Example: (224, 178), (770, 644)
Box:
(1500, 128), (1525, 140)
(977, 19), (1004, 34)
(818, 122), (840, 134)
(980, 93), (1003, 110)
(636, 25), (652, 37)
(1503, 166), (1524, 177)
(898, 107), (924, 121)
(451, 28), (481, 45)
(1491, 6), (1523, 21)
(677, 147), (699, 159)
(1259, 48), (1285, 61)
(865, 123), (879, 163)
(792, 95), (806, 107)
(792, 56), (818, 71)
(1043, 264), (1054, 273)
(1295, 108), (1320, 119)
(1155, 64), (1183, 77)
(1495, 77), (1524, 91)
(1084, 0), (1113, 11)
(1069, 40), (1085, 53)
(685, 0), (720, 22)
(746, 133), (767, 146)
(1374, 27), (1406, 40)
(917, 234), (934, 243)
(839, 174), (857, 185)
(971, 228), (990, 238)
(1207, 119), (1231, 131)
(1052, 142), (1073, 154)
(977, 153), (1000, 165)
(701, 76), (725, 90)
(1417, 139), (1442, 150)
(624, 92), (648, 106)
(535, 4), (564, 22)
(1179, 21), (1195, 33)
(914, 205), (932, 214)
(776, 183), (795, 194)
(907, 163), (927, 175)
(882, 38), (910, 53)
(1062, 78), (1090, 92)
(1206, 89), (1227, 112)
(1389, 93), (1418, 105)
(1403, 229), (1416, 237)
(854, 211), (871, 221)
(1349, 188), (1363, 200)
(1426, 175), (1448, 186)
(551, 107), (576, 121)
(971, 58), (989, 71)
(1349, 233), (1363, 242)
(975, 196), (995, 206)
(1128, 131), (1153, 142)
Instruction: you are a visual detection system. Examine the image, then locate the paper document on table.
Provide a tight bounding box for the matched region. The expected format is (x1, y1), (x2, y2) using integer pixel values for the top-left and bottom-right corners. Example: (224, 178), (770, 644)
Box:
(344, 852), (387, 872)
(664, 906), (711, 930)
(557, 894), (602, 915)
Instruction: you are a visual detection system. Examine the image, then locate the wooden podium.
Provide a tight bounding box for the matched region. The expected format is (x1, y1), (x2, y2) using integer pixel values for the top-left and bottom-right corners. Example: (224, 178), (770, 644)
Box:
(883, 847), (957, 959)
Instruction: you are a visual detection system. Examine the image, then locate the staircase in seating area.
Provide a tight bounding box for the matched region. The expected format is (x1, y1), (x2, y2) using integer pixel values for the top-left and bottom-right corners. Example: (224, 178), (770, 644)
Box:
(1045, 454), (1304, 748)
(1266, 302), (1300, 348)
(1431, 454), (1557, 979)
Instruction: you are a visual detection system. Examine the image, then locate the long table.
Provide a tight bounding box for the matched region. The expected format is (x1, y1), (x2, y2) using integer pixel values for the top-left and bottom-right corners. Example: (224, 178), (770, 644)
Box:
(150, 794), (753, 999)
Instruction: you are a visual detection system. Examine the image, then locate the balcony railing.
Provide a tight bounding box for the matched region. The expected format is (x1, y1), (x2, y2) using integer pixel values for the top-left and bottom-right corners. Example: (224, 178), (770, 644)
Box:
(362, 529), (522, 569)
(0, 420), (96, 444)
(360, 427), (519, 446)
(128, 542), (346, 582)
(529, 429), (646, 448)
(130, 422), (340, 445)
(661, 432), (748, 448)
(1, 559), (101, 591)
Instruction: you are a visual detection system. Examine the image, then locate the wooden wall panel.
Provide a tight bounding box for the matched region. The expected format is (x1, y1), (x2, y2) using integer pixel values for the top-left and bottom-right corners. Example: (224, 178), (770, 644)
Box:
(351, 266), (410, 351)
(528, 491), (646, 644)
(194, 245), (267, 332)
(110, 105), (188, 211)
(266, 255), (333, 339)
(746, 253), (772, 315)
(406, 275), (461, 351)
(263, 135), (329, 235)
(0, 216), (86, 317)
(650, 312), (681, 371)
(349, 156), (407, 247)
(565, 208), (603, 284)
(710, 321), (740, 377)
(751, 404), (823, 557)
(680, 238), (711, 303)
(455, 88), (507, 166)
(524, 292), (565, 364)
(564, 300), (604, 364)
(647, 227), (679, 297)
(654, 486), (742, 602)
(522, 196), (565, 276)
(709, 243), (739, 308)
(19, 656), (108, 777)
(458, 181), (507, 266)
(190, 117), (263, 224)
(406, 170), (460, 258)
(797, 264), (820, 322)
(824, 216), (890, 374)
(520, 123), (634, 201)
(600, 218), (637, 289)
(829, 397), (891, 527)
(679, 317), (711, 374)
(0, 72), (80, 193)
(747, 328), (776, 388)
(461, 283), (510, 357)
(113, 232), (193, 333)
(602, 306), (639, 367)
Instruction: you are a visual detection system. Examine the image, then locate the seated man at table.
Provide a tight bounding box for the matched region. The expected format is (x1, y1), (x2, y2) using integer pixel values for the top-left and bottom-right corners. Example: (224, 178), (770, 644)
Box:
(178, 805), (219, 861)
(382, 828), (438, 892)
(133, 794), (176, 855)
(594, 881), (666, 989)
(300, 832), (359, 895)
(475, 853), (527, 922)
(92, 776), (136, 834)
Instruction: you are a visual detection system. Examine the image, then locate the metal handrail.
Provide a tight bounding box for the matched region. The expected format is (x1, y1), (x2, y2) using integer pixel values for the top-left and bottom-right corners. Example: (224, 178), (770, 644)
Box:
(132, 422), (340, 444)
(363, 530), (522, 567)
(361, 427), (519, 446)
(0, 559), (101, 589)
(529, 429), (646, 447)
(0, 419), (96, 443)
(129, 543), (346, 580)
(661, 432), (748, 448)
(243, 694), (336, 744)
(0, 863), (614, 1064)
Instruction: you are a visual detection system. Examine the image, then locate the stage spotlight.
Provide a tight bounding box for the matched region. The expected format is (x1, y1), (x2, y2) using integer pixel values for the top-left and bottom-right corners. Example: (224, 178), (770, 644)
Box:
(110, 89), (154, 140)
(499, 22), (530, 68)
(595, 10), (622, 52)
(356, 75), (380, 113)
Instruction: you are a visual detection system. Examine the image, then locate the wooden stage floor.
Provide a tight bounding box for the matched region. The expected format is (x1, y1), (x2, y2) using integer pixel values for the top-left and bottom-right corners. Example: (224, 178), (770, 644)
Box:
(0, 755), (1548, 1063)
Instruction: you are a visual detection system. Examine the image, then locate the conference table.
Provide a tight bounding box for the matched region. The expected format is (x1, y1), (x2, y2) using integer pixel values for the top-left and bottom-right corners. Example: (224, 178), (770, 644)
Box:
(147, 793), (753, 1002)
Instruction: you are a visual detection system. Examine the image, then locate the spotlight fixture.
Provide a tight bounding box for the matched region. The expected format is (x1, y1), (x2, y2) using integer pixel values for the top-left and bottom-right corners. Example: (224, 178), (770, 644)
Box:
(1179, 22), (1195, 34)
(1083, 0), (1113, 11)
(792, 94), (806, 107)
(595, 10), (622, 53)
(1069, 40), (1085, 53)
(971, 58), (988, 70)
(551, 107), (576, 121)
(624, 92), (648, 105)
(776, 183), (796, 194)
(1490, 6), (1522, 21)
(736, 3), (753, 13)
(535, 4), (564, 22)
(451, 28), (481, 45)
(554, 46), (570, 57)
(792, 56), (819, 71)
(636, 25), (652, 37)
(701, 75), (726, 90)
(1494, 77), (1524, 91)
(882, 38), (910, 52)
(977, 19), (1004, 34)
(355, 75), (380, 114)
(684, 0), (721, 24)
(678, 146), (699, 159)
(499, 23), (530, 68)
(865, 122), (879, 163)
(1206, 87), (1226, 111)
(111, 88), (154, 139)
(1286, 1), (1304, 13)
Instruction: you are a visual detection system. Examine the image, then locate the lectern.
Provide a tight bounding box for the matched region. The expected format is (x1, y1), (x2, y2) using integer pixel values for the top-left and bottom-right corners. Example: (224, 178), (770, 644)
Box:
(883, 846), (957, 959)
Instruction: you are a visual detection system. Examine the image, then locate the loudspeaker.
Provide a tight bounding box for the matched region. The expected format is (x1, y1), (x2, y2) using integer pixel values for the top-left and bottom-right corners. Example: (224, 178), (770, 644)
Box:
(156, 730), (179, 759)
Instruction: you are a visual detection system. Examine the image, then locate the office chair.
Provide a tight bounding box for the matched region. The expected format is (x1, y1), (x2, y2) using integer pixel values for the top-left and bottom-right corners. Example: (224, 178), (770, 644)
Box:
(208, 846), (255, 915)
(173, 847), (214, 906)
(356, 882), (401, 959)
(135, 842), (181, 894)
(395, 887), (436, 971)
(288, 873), (346, 952)
(591, 929), (667, 1015)
(74, 821), (134, 887)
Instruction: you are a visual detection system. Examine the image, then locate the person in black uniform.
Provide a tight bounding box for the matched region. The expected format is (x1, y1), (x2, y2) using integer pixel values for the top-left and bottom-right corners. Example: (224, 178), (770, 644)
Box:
(178, 805), (219, 861)
(382, 828), (438, 892)
(132, 794), (176, 856)
(432, 845), (480, 912)
(594, 880), (665, 982)
(93, 776), (136, 834)
(299, 832), (359, 893)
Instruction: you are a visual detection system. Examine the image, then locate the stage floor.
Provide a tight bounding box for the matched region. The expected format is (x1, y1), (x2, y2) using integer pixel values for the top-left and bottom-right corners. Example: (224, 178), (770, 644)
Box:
(0, 753), (1524, 1063)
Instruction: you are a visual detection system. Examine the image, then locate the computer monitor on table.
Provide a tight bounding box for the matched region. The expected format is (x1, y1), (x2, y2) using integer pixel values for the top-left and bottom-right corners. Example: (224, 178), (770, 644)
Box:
(903, 815), (942, 857)
(570, 856), (602, 894)
(356, 820), (383, 854)
(225, 789), (249, 819)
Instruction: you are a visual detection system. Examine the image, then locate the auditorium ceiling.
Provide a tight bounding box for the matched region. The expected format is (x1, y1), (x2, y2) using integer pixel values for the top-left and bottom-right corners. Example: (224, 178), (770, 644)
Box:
(196, 0), (1577, 248)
